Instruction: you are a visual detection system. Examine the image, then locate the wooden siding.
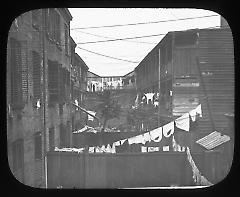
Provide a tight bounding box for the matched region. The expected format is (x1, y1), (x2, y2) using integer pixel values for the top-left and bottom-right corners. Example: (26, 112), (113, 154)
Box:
(197, 28), (234, 133)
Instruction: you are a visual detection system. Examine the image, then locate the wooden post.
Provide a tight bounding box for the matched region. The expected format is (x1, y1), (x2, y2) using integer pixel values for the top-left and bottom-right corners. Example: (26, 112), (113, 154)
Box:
(195, 57), (215, 132)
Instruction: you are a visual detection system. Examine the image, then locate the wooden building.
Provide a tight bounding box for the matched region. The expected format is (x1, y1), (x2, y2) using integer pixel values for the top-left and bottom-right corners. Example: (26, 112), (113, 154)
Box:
(135, 27), (234, 134)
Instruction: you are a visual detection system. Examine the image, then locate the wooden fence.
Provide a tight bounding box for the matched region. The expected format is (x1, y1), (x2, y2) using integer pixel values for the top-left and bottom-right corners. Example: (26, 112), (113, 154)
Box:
(47, 151), (223, 188)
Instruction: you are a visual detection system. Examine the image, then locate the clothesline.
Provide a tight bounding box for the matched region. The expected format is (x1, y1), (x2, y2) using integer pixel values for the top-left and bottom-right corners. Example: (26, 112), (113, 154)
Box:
(57, 104), (202, 154)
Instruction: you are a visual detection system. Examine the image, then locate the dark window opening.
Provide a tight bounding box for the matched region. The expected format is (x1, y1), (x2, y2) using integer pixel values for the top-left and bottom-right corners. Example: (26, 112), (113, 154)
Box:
(48, 60), (59, 104)
(174, 32), (198, 47)
(48, 127), (54, 151)
(60, 124), (65, 148)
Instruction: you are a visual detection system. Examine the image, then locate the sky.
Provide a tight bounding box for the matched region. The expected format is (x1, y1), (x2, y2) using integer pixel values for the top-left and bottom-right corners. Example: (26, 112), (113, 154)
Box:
(69, 8), (221, 76)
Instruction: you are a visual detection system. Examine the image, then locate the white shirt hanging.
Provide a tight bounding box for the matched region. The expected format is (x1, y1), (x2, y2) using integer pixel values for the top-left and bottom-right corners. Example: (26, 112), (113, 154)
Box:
(114, 141), (121, 146)
(87, 111), (96, 121)
(163, 121), (174, 138)
(105, 144), (111, 153)
(89, 147), (95, 153)
(111, 143), (116, 153)
(149, 127), (163, 142)
(144, 93), (155, 104)
(175, 113), (190, 131)
(143, 132), (151, 143)
(141, 146), (147, 153)
(128, 134), (145, 145)
(189, 104), (202, 122)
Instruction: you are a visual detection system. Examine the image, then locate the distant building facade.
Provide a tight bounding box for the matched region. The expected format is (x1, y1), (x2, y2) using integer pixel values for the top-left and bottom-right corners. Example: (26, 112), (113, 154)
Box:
(86, 71), (136, 92)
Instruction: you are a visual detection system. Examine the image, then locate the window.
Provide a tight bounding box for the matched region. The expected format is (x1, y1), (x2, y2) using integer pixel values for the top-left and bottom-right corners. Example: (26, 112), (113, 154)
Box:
(64, 24), (69, 55)
(48, 60), (59, 103)
(12, 139), (24, 172)
(32, 51), (41, 101)
(48, 127), (54, 151)
(34, 132), (42, 160)
(46, 9), (61, 44)
(60, 124), (67, 148)
(54, 10), (61, 44)
(9, 38), (28, 109)
(59, 66), (65, 103)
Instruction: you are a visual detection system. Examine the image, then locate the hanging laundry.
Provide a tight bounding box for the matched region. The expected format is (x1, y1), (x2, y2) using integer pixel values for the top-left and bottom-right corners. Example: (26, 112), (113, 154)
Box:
(88, 147), (95, 153)
(153, 101), (159, 107)
(74, 99), (79, 107)
(172, 136), (182, 152)
(120, 139), (127, 145)
(87, 111), (96, 121)
(111, 143), (116, 153)
(163, 146), (169, 152)
(141, 146), (147, 153)
(163, 121), (174, 138)
(149, 127), (163, 142)
(105, 144), (111, 153)
(175, 113), (190, 132)
(95, 146), (103, 153)
(189, 104), (202, 122)
(133, 94), (139, 108)
(100, 145), (106, 152)
(114, 141), (121, 146)
(148, 146), (159, 152)
(128, 134), (145, 145)
(73, 125), (89, 133)
(36, 99), (41, 109)
(144, 93), (155, 104)
(143, 132), (151, 143)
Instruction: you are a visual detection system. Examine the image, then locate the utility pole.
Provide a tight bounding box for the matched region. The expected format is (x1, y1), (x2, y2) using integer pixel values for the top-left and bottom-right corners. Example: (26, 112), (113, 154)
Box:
(41, 9), (47, 188)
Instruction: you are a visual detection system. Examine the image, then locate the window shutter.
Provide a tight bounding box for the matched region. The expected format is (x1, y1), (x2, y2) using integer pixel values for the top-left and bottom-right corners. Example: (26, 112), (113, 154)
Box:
(56, 11), (60, 43)
(58, 65), (65, 103)
(10, 38), (22, 107)
(48, 60), (59, 103)
(65, 25), (69, 55)
(32, 51), (41, 101)
(21, 41), (28, 102)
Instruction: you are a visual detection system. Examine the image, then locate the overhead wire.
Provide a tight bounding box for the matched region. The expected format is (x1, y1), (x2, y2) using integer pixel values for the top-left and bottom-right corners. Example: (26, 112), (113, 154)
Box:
(70, 14), (219, 30)
(74, 30), (158, 44)
(75, 33), (166, 44)
(76, 46), (140, 63)
(9, 14), (220, 33)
